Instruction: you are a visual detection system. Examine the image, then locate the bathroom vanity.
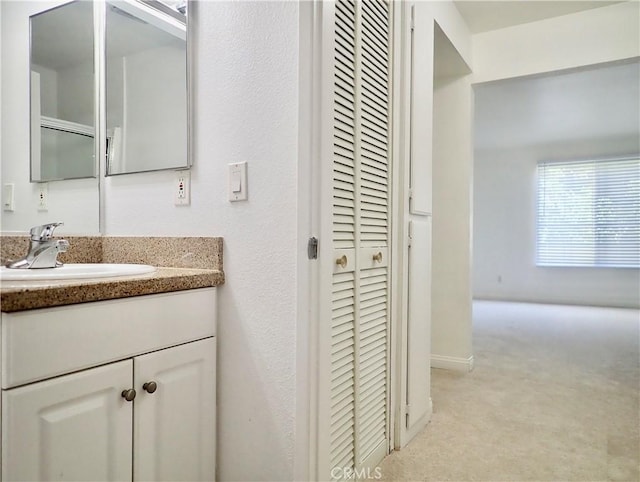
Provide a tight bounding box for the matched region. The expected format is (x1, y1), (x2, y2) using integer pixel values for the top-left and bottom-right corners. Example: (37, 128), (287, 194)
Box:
(0, 236), (223, 482)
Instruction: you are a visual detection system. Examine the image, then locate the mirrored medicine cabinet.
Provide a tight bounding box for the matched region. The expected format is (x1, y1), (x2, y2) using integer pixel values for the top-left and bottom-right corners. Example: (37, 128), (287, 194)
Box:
(29, 0), (190, 183)
(30, 1), (96, 182)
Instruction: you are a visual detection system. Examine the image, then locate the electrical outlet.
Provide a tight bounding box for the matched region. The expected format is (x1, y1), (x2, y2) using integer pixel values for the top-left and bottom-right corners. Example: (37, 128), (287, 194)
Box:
(175, 170), (190, 206)
(37, 183), (48, 211)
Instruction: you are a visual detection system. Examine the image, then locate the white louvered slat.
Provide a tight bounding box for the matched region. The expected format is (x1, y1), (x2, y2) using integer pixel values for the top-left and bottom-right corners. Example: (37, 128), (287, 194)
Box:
(357, 263), (388, 465)
(330, 6), (357, 475)
(360, 0), (389, 255)
(330, 269), (356, 476)
(362, 0), (390, 465)
(330, 0), (390, 477)
(333, 0), (357, 252)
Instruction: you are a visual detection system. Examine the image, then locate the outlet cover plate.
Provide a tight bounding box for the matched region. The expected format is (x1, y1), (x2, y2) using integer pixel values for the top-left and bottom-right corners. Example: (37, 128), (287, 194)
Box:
(175, 170), (191, 206)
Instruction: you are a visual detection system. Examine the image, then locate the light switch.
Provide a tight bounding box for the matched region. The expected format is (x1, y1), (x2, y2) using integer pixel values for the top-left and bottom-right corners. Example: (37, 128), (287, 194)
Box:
(228, 162), (248, 201)
(3, 183), (15, 211)
(231, 172), (242, 193)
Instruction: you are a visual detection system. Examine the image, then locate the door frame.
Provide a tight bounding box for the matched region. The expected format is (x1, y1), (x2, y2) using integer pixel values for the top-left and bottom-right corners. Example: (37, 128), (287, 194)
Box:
(295, 1), (324, 480)
(297, 1), (413, 479)
(389, 0), (414, 450)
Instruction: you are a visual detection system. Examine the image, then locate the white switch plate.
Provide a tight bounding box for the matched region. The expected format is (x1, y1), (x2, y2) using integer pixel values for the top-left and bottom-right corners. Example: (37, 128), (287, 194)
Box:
(175, 170), (191, 206)
(37, 183), (48, 211)
(3, 183), (15, 211)
(228, 162), (248, 202)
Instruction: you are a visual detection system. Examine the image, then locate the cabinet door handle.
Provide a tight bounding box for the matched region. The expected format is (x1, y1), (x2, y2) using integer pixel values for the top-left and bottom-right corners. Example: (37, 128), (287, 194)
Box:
(372, 251), (383, 263)
(336, 255), (348, 268)
(121, 389), (136, 402)
(143, 381), (158, 394)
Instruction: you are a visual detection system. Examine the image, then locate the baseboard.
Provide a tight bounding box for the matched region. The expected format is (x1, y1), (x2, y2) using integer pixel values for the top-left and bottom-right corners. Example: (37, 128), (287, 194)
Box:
(431, 354), (474, 372)
(473, 295), (640, 310)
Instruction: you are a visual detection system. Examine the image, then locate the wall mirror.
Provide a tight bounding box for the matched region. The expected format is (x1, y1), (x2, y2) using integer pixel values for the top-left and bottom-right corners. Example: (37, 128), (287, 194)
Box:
(1, 0), (190, 235)
(105, 0), (189, 175)
(30, 1), (96, 182)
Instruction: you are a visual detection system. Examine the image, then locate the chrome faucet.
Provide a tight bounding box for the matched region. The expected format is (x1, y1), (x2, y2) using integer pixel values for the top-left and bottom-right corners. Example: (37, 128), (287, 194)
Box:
(6, 223), (69, 269)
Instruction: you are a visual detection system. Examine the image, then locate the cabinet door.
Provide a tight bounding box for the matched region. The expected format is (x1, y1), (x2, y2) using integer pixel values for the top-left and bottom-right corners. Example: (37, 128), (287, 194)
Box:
(2, 360), (133, 482)
(327, 0), (392, 477)
(134, 338), (216, 482)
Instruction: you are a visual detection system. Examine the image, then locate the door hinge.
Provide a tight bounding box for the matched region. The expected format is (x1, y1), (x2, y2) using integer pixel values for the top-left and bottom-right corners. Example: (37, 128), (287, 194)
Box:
(405, 404), (411, 427)
(307, 237), (318, 260)
(408, 221), (413, 247)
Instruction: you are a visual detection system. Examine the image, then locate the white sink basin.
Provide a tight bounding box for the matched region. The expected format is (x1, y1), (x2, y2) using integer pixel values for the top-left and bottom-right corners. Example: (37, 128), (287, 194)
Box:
(0, 263), (156, 282)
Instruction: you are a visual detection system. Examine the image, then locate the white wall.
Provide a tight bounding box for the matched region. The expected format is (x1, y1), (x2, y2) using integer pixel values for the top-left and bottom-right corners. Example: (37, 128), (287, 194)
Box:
(472, 1), (640, 83)
(104, 2), (300, 480)
(473, 62), (640, 309)
(416, 5), (473, 369)
(432, 62), (473, 364)
(0, 1), (99, 235)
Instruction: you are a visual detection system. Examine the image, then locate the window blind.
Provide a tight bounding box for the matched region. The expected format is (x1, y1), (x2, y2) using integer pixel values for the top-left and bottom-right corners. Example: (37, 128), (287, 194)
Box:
(537, 158), (640, 268)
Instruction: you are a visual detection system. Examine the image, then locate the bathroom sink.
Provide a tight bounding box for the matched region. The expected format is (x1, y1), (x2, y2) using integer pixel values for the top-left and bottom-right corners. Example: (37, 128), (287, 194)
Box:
(0, 263), (156, 282)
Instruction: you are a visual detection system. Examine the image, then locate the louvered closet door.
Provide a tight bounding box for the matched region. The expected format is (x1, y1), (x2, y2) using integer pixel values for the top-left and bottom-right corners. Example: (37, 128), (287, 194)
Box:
(330, 0), (391, 477)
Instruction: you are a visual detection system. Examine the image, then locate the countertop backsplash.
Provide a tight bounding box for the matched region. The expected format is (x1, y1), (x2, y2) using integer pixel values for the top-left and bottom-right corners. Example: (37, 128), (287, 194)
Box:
(101, 237), (223, 270)
(0, 235), (223, 271)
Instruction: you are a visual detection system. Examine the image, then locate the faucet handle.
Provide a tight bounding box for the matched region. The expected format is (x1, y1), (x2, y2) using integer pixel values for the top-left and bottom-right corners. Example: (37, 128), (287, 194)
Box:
(57, 239), (70, 252)
(30, 222), (64, 241)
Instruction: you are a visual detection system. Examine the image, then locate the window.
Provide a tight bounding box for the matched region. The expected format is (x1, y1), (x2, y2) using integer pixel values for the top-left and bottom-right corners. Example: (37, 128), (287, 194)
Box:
(537, 158), (640, 268)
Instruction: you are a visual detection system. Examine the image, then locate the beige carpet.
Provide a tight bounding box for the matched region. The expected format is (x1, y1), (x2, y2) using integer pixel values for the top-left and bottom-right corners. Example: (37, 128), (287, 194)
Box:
(379, 301), (640, 482)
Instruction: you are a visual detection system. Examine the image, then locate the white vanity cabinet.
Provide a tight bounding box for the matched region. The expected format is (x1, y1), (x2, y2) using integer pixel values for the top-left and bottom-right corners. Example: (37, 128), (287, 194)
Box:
(3, 360), (134, 481)
(0, 288), (217, 482)
(133, 338), (215, 482)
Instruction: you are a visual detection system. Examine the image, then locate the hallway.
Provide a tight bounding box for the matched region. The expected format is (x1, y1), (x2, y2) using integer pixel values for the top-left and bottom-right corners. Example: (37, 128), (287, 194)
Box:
(379, 301), (640, 481)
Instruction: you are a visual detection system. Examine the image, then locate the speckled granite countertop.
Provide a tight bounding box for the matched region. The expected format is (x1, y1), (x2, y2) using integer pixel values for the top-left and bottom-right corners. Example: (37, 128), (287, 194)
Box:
(0, 236), (224, 312)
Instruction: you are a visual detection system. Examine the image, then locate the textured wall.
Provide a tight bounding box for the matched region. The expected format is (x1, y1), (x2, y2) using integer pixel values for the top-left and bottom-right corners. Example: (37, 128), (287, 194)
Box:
(104, 2), (300, 480)
(1, 1), (300, 478)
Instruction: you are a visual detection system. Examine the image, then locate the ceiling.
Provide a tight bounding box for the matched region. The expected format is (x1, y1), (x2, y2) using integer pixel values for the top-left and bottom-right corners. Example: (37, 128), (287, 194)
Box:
(454, 1), (626, 34)
(474, 60), (640, 151)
